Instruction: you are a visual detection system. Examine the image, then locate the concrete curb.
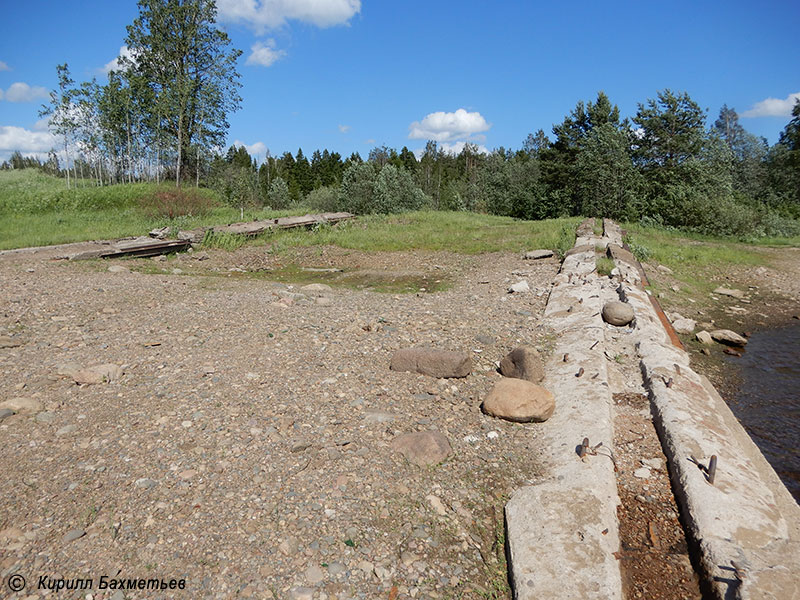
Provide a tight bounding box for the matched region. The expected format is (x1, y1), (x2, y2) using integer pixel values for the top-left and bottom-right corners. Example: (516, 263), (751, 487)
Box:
(505, 222), (623, 600)
(606, 221), (800, 600)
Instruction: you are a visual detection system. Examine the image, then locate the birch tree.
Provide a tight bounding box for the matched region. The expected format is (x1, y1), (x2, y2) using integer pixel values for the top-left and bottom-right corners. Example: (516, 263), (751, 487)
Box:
(124, 0), (241, 186)
(40, 64), (78, 188)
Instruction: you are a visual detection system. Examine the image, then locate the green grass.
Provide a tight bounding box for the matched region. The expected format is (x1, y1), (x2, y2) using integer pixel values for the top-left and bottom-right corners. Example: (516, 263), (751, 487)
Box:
(1, 169), (580, 254)
(595, 256), (616, 276)
(258, 212), (581, 255)
(0, 169), (313, 250)
(623, 222), (768, 270)
(620, 221), (800, 298)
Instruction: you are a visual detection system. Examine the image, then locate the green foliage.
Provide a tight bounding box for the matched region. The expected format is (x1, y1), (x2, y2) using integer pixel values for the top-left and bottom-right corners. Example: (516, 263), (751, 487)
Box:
(574, 123), (641, 219)
(622, 225), (770, 287)
(373, 164), (428, 213)
(305, 185), (340, 212)
(713, 105), (768, 200)
(124, 0), (242, 183)
(336, 163), (427, 214)
(0, 169), (301, 250)
(626, 239), (652, 262)
(767, 100), (800, 211)
(268, 177), (291, 209)
(634, 89), (707, 172)
(0, 168), (161, 213)
(211, 163), (261, 210)
(338, 162), (377, 214)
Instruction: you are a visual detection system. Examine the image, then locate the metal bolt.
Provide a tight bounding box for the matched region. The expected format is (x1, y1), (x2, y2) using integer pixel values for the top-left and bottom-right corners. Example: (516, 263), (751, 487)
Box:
(563, 353), (569, 362)
(708, 455), (717, 485)
(578, 437), (589, 458)
(731, 560), (747, 582)
(576, 367), (584, 378)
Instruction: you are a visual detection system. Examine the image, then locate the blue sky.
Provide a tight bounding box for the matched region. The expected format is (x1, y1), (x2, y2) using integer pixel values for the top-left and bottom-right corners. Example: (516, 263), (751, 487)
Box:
(1, 0), (798, 163)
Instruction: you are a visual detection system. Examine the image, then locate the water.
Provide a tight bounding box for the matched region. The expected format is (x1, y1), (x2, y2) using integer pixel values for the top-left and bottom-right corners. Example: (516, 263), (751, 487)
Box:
(725, 322), (800, 503)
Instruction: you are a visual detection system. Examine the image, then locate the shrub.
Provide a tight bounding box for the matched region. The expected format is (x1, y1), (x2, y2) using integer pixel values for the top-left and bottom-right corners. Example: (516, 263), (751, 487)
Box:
(306, 185), (340, 212)
(139, 187), (215, 219)
(373, 164), (427, 213)
(338, 163), (377, 214)
(626, 239), (652, 262)
(268, 177), (291, 209)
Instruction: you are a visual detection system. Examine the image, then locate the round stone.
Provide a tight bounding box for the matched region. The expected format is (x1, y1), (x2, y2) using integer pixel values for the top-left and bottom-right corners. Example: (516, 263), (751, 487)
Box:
(602, 301), (634, 326)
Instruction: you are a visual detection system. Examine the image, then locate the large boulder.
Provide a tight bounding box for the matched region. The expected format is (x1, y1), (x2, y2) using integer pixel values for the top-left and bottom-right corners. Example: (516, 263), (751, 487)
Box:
(710, 329), (748, 346)
(481, 378), (555, 423)
(390, 348), (471, 379)
(499, 345), (544, 383)
(602, 301), (634, 326)
(391, 431), (452, 467)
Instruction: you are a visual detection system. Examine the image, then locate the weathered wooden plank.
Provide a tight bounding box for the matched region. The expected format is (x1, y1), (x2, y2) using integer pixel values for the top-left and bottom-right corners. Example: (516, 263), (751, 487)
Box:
(70, 238), (192, 260)
(212, 212), (354, 236)
(65, 212), (354, 260)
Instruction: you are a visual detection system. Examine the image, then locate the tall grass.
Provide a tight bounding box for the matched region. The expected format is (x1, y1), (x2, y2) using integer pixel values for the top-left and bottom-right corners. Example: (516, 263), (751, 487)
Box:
(0, 169), (311, 250)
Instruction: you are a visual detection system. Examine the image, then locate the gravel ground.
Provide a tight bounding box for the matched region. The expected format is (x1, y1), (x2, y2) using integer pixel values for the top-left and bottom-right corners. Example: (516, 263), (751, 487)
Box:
(0, 245), (560, 600)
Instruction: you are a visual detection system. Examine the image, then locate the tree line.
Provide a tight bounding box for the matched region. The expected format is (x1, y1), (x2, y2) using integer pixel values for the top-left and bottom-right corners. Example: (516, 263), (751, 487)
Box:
(204, 90), (799, 237)
(19, 0), (240, 189)
(1, 0), (798, 237)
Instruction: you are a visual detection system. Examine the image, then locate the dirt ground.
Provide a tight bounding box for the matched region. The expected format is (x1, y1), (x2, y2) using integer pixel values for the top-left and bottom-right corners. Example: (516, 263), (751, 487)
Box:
(2, 236), (797, 600)
(0, 244), (560, 600)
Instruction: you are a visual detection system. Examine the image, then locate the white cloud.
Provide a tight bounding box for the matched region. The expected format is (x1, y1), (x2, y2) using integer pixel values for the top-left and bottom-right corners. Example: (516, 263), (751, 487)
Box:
(0, 89), (3, 101)
(338, 124), (350, 133)
(246, 39), (286, 67)
(741, 92), (800, 118)
(408, 108), (491, 142)
(102, 46), (136, 74)
(0, 125), (56, 161)
(0, 61), (10, 72)
(33, 118), (51, 132)
(218, 0), (361, 33)
(3, 82), (49, 103)
(232, 140), (268, 159)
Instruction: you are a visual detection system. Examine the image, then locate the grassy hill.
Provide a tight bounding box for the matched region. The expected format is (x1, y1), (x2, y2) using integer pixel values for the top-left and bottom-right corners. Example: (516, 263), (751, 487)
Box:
(0, 170), (287, 250)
